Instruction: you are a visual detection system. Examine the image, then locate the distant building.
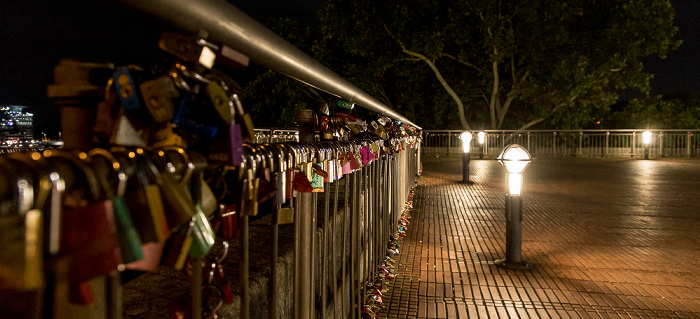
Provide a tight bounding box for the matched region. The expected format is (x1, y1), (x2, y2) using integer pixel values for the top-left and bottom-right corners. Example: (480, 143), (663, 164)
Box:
(0, 105), (34, 145)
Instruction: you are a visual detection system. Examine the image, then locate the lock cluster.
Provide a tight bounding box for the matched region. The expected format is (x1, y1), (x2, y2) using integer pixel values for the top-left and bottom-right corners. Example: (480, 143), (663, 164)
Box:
(2, 29), (423, 319)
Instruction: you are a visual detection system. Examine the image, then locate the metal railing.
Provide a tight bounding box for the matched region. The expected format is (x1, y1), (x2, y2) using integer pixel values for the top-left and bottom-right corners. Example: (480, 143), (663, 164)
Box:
(422, 129), (700, 158)
(0, 139), (420, 319)
(112, 0), (421, 130)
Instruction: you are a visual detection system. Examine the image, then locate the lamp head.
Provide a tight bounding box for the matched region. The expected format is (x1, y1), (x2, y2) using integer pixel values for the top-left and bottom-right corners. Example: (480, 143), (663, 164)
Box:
(497, 144), (531, 174)
(460, 131), (472, 153)
(478, 131), (485, 144)
(642, 131), (652, 145)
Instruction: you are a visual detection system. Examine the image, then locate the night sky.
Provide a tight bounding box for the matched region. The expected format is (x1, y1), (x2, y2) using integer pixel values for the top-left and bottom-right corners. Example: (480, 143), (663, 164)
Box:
(0, 0), (697, 136)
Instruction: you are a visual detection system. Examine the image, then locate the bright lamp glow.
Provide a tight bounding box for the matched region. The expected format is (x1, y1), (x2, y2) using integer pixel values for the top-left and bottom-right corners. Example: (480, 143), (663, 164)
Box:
(497, 144), (531, 174)
(642, 131), (652, 145)
(478, 132), (485, 144)
(508, 173), (522, 195)
(460, 131), (472, 153)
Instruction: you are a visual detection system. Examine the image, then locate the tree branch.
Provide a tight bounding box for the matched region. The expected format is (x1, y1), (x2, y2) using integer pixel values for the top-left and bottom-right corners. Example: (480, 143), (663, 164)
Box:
(497, 95), (515, 128)
(298, 83), (326, 103)
(376, 87), (393, 109)
(517, 95), (578, 130)
(383, 23), (471, 130)
(441, 53), (484, 73)
(489, 60), (499, 129)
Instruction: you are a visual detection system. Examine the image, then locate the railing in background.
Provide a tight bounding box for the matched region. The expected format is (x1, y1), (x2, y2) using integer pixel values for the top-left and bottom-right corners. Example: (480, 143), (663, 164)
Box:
(422, 129), (700, 158)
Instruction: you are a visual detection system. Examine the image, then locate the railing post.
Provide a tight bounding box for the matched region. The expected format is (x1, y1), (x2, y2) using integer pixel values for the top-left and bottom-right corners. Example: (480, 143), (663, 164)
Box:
(447, 132), (451, 156)
(688, 132), (692, 157)
(659, 132), (664, 157)
(553, 132), (557, 156)
(578, 131), (583, 156)
(605, 132), (609, 157)
(502, 132), (505, 150)
(527, 132), (530, 154)
(631, 131), (636, 158)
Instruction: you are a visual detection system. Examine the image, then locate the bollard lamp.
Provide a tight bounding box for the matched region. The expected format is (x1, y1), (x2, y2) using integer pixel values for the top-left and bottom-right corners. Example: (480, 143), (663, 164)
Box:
(497, 144), (531, 195)
(642, 131), (651, 159)
(495, 144), (533, 270)
(459, 131), (474, 184)
(478, 131), (486, 159)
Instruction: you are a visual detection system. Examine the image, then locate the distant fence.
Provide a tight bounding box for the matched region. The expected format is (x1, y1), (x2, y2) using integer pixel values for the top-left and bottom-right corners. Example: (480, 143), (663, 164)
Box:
(422, 129), (700, 158)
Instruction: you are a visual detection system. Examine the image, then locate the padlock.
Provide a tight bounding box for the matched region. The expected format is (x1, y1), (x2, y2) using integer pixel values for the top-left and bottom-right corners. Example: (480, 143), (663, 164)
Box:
(276, 207), (294, 225)
(113, 67), (150, 119)
(109, 109), (149, 147)
(206, 81), (233, 124)
(93, 90), (119, 145)
(88, 149), (144, 264)
(140, 76), (179, 123)
(310, 163), (326, 192)
(173, 91), (220, 139)
(220, 204), (238, 241)
(293, 172), (313, 193)
(232, 94), (256, 142)
(158, 31), (218, 69)
(188, 206), (215, 258)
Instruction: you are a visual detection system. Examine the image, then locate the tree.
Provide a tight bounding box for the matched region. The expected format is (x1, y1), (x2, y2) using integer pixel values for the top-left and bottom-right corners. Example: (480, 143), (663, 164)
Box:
(608, 95), (700, 129)
(241, 17), (329, 127)
(318, 0), (680, 130)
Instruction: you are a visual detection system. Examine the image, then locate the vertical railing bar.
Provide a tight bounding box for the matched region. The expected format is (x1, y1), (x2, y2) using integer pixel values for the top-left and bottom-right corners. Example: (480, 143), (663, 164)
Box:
(295, 191), (314, 319)
(294, 195), (300, 318)
(354, 170), (362, 319)
(270, 202), (279, 319)
(350, 171), (357, 319)
(363, 165), (369, 306)
(341, 174), (349, 319)
(312, 192), (318, 319)
(107, 270), (121, 319)
(332, 172), (339, 319)
(322, 178), (330, 319)
(193, 256), (203, 319)
(241, 215), (250, 319)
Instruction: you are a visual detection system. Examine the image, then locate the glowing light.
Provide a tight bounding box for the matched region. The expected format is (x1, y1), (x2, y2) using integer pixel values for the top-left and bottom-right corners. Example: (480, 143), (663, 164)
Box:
(508, 173), (522, 195)
(497, 145), (531, 174)
(478, 132), (485, 144)
(642, 131), (652, 145)
(460, 131), (472, 153)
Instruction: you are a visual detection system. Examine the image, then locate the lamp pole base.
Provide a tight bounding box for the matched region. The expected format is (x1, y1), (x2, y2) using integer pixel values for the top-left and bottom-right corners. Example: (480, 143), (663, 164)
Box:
(458, 180), (475, 185)
(494, 258), (534, 270)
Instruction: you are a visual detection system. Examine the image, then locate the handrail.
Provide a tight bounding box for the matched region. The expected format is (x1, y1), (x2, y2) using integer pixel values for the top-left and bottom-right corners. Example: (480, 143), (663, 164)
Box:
(112, 0), (422, 129)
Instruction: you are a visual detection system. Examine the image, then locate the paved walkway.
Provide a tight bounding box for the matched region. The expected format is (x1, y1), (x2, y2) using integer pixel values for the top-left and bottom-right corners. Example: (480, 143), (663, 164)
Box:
(384, 157), (700, 318)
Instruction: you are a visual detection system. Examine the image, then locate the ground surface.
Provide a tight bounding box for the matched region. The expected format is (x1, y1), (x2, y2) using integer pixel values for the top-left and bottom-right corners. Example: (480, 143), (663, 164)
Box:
(384, 156), (700, 318)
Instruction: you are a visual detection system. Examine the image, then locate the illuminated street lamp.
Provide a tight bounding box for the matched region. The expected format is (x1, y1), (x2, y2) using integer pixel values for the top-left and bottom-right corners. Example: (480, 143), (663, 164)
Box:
(460, 131), (474, 184)
(478, 131), (486, 159)
(495, 144), (534, 270)
(642, 131), (652, 160)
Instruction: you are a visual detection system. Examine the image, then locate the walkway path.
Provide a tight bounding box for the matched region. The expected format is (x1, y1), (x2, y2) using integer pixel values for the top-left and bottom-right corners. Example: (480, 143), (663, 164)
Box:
(384, 157), (700, 318)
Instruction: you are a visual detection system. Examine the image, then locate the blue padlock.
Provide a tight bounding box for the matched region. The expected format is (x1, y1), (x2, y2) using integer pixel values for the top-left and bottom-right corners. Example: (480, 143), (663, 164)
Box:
(113, 67), (148, 118)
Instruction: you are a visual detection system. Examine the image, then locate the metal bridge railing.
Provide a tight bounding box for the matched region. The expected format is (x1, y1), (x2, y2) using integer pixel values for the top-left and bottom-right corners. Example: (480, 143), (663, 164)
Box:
(422, 129), (700, 158)
(0, 138), (421, 319)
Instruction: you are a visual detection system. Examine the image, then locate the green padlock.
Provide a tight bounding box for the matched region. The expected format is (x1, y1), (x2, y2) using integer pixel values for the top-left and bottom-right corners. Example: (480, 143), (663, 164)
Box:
(188, 205), (215, 258)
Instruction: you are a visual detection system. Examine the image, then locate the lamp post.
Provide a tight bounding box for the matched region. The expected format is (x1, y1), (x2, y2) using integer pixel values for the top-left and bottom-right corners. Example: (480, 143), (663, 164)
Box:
(460, 131), (474, 184)
(494, 144), (534, 270)
(478, 131), (486, 159)
(642, 131), (652, 160)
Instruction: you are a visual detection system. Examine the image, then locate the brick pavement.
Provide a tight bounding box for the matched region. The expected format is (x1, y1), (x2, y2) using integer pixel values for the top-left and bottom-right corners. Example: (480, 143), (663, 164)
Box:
(384, 157), (700, 318)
